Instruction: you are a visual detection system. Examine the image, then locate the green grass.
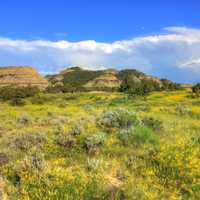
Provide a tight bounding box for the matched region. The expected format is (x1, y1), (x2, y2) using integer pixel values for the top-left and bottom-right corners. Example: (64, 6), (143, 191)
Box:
(0, 90), (200, 199)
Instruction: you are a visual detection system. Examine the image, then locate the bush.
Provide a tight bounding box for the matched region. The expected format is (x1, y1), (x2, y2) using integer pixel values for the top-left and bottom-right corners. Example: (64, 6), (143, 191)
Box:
(98, 111), (119, 129)
(132, 126), (159, 146)
(30, 93), (53, 104)
(45, 85), (64, 93)
(136, 105), (151, 112)
(120, 73), (161, 96)
(13, 133), (45, 151)
(84, 133), (105, 154)
(115, 109), (138, 129)
(192, 83), (200, 96)
(69, 123), (82, 136)
(57, 134), (77, 149)
(126, 154), (141, 168)
(0, 153), (9, 167)
(119, 70), (180, 96)
(175, 104), (190, 115)
(17, 113), (32, 125)
(86, 158), (102, 171)
(98, 109), (139, 130)
(15, 152), (46, 178)
(64, 95), (77, 101)
(142, 117), (163, 132)
(14, 159), (31, 179)
(10, 97), (26, 106)
(161, 79), (181, 91)
(30, 152), (46, 171)
(117, 125), (159, 146)
(0, 86), (39, 102)
(50, 115), (68, 125)
(117, 128), (135, 145)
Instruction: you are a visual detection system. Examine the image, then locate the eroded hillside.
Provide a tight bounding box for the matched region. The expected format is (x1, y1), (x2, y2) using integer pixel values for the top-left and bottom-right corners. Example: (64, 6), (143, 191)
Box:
(46, 66), (175, 91)
(0, 66), (48, 89)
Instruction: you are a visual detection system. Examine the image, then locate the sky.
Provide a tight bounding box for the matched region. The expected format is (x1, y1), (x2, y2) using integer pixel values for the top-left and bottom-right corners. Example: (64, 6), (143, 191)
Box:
(0, 0), (200, 83)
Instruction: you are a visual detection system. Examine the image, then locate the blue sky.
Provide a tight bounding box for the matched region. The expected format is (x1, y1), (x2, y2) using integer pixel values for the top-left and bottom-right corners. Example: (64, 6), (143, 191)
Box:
(0, 0), (200, 83)
(1, 0), (200, 41)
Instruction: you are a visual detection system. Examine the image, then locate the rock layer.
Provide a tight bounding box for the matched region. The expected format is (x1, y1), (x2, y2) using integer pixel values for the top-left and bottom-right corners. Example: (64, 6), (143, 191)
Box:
(84, 70), (121, 89)
(0, 66), (48, 89)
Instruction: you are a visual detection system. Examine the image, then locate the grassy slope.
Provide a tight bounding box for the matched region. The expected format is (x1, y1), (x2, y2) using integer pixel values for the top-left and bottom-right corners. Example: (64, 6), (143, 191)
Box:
(0, 91), (200, 199)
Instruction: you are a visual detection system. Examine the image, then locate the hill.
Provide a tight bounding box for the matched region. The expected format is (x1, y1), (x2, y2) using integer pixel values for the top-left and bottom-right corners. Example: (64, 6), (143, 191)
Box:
(0, 66), (182, 92)
(46, 66), (178, 92)
(0, 66), (48, 89)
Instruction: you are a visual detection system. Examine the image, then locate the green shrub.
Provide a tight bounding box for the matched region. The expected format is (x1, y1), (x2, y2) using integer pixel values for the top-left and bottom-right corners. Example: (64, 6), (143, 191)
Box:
(136, 105), (151, 112)
(160, 79), (181, 91)
(142, 117), (163, 131)
(116, 109), (138, 129)
(117, 125), (159, 146)
(192, 83), (200, 96)
(175, 104), (190, 115)
(69, 123), (82, 136)
(84, 133), (105, 154)
(120, 72), (161, 96)
(86, 158), (102, 171)
(99, 108), (139, 130)
(0, 86), (39, 101)
(17, 113), (32, 125)
(10, 97), (26, 106)
(30, 152), (46, 171)
(126, 154), (141, 168)
(14, 160), (31, 179)
(13, 133), (45, 151)
(30, 93), (53, 104)
(117, 128), (135, 145)
(119, 70), (180, 96)
(57, 134), (77, 149)
(132, 126), (159, 146)
(0, 153), (9, 167)
(45, 85), (64, 93)
(64, 95), (77, 101)
(15, 152), (46, 178)
(98, 111), (119, 128)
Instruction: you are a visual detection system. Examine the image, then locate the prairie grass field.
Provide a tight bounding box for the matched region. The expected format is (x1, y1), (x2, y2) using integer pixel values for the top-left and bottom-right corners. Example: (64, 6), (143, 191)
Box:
(0, 90), (200, 199)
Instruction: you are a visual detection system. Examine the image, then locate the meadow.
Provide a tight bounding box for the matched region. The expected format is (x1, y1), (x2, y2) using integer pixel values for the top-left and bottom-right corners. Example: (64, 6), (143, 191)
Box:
(0, 90), (200, 200)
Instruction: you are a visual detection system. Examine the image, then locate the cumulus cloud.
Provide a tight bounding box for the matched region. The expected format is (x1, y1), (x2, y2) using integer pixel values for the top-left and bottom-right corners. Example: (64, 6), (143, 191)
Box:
(0, 26), (200, 83)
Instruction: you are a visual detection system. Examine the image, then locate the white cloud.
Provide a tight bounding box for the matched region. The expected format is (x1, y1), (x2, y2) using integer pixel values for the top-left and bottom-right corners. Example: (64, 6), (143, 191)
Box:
(0, 27), (200, 83)
(180, 58), (200, 68)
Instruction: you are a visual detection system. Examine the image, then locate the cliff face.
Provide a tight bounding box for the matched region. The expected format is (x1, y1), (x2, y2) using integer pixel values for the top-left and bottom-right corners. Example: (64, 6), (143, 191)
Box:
(84, 70), (121, 89)
(0, 66), (48, 89)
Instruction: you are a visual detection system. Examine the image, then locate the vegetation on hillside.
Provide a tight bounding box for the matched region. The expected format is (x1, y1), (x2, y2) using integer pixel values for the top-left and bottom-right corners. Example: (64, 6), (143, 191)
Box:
(0, 90), (199, 199)
(119, 73), (181, 96)
(46, 67), (105, 92)
(0, 86), (40, 106)
(47, 67), (181, 94)
(192, 82), (200, 97)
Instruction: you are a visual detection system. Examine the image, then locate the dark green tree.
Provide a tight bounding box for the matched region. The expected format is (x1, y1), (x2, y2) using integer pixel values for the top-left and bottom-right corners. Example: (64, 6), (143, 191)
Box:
(192, 83), (200, 96)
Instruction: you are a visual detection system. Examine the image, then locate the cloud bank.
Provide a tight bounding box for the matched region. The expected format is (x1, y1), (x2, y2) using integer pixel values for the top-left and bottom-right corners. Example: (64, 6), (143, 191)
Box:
(0, 26), (200, 83)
